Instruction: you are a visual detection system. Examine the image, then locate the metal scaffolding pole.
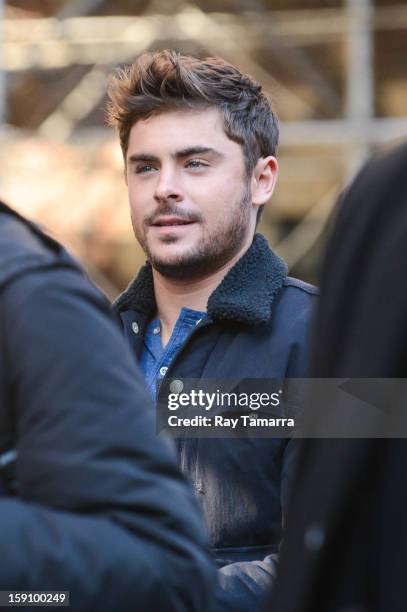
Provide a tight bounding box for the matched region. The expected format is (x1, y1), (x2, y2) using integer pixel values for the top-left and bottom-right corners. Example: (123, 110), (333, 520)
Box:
(57, 0), (106, 20)
(346, 0), (374, 171)
(0, 0), (6, 125)
(346, 0), (374, 119)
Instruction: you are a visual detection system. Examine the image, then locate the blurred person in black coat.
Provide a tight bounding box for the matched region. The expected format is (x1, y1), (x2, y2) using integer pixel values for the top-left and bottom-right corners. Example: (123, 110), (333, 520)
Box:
(0, 202), (215, 611)
(265, 141), (407, 612)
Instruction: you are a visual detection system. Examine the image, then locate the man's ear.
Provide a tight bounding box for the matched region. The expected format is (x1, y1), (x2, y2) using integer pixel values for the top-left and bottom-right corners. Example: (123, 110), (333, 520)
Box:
(251, 156), (278, 206)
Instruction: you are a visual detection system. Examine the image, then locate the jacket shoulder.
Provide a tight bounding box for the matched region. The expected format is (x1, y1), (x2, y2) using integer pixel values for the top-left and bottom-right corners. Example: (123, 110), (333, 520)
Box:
(0, 207), (79, 288)
(283, 277), (319, 297)
(272, 276), (318, 334)
(0, 208), (56, 259)
(270, 277), (318, 376)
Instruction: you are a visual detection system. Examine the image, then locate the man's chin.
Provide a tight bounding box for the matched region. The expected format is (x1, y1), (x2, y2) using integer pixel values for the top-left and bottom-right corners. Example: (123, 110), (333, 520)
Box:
(148, 254), (195, 279)
(146, 245), (191, 267)
(147, 248), (219, 280)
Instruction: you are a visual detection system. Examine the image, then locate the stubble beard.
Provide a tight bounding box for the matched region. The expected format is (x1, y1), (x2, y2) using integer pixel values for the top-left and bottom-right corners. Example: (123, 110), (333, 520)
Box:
(136, 183), (253, 280)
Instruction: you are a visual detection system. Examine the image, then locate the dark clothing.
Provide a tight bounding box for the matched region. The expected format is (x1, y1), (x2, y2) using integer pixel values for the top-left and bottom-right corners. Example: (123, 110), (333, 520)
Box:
(311, 142), (407, 378)
(265, 438), (407, 612)
(114, 234), (318, 611)
(266, 143), (407, 612)
(0, 202), (215, 611)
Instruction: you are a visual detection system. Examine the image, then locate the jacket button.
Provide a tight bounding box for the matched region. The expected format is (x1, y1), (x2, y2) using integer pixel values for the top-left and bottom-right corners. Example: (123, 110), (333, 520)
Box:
(170, 379), (184, 393)
(153, 325), (161, 335)
(131, 322), (139, 334)
(159, 366), (168, 376)
(304, 523), (325, 552)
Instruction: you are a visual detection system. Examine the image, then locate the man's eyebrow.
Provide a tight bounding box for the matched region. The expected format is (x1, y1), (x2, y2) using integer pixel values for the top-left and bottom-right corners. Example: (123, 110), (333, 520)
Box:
(174, 146), (224, 159)
(127, 153), (160, 164)
(127, 147), (224, 164)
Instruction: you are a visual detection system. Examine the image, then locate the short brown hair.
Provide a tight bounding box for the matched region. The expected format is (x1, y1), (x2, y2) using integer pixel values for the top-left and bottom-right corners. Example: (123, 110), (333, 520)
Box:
(106, 50), (279, 176)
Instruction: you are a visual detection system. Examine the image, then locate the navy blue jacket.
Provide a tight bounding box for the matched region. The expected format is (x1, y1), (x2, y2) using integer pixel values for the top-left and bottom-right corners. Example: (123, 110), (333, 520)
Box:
(0, 203), (215, 611)
(114, 234), (318, 611)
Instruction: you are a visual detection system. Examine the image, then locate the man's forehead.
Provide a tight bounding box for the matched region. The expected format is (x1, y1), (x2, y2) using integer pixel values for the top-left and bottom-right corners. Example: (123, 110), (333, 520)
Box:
(127, 107), (227, 151)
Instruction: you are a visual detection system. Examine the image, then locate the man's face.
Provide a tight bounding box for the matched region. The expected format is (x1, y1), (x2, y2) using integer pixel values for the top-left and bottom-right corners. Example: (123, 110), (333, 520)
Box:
(126, 107), (257, 279)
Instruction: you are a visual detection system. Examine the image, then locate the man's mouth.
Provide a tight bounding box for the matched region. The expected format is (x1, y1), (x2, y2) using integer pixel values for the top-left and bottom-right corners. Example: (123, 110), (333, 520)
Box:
(152, 216), (196, 227)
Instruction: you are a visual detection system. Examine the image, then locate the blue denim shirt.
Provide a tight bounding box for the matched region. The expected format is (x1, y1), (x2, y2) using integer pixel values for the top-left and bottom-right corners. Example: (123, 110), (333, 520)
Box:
(139, 307), (206, 398)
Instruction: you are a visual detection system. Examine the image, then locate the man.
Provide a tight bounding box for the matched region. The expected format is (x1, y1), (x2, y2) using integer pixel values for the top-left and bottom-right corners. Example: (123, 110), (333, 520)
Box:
(0, 201), (214, 611)
(107, 50), (317, 611)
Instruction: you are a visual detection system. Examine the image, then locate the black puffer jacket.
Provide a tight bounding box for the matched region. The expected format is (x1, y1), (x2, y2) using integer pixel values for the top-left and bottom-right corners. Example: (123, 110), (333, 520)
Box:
(0, 202), (215, 612)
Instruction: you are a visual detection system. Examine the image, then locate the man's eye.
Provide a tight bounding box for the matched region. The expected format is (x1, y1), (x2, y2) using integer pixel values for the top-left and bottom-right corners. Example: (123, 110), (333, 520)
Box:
(186, 160), (208, 169)
(135, 165), (156, 174)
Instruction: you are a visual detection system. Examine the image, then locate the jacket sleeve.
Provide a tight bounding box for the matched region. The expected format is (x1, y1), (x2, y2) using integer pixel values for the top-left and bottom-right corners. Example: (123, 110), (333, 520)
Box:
(0, 265), (215, 612)
(212, 438), (300, 612)
(214, 554), (278, 612)
(212, 296), (313, 612)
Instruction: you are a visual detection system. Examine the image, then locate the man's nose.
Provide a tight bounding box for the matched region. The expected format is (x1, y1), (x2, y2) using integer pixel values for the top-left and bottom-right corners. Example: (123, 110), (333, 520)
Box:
(154, 170), (183, 204)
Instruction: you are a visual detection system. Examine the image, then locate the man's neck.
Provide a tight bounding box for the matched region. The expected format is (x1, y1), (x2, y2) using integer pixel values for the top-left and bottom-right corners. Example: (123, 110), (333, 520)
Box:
(152, 241), (251, 346)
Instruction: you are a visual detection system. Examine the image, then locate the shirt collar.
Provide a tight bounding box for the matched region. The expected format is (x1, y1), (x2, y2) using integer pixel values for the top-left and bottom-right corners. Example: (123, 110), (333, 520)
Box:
(113, 234), (288, 327)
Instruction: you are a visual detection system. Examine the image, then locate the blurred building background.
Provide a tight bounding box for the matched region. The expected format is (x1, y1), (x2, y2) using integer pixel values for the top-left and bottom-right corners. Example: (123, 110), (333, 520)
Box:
(0, 0), (406, 296)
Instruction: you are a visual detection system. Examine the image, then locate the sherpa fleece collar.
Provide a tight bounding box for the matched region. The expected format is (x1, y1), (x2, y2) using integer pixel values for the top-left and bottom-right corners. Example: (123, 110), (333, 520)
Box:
(113, 234), (288, 326)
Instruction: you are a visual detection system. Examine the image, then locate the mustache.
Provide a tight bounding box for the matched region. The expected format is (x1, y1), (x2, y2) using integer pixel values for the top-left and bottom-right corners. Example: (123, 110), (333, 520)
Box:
(145, 205), (204, 226)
